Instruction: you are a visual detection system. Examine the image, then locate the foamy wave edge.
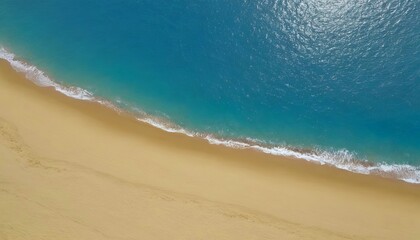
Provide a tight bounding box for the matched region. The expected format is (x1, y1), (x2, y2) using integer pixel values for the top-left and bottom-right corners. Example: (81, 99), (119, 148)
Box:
(0, 47), (94, 101)
(1, 47), (419, 184)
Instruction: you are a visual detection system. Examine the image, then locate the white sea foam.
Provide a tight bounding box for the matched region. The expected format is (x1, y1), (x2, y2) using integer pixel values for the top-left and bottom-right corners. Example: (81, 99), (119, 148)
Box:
(0, 47), (94, 101)
(1, 47), (419, 184)
(137, 117), (195, 137)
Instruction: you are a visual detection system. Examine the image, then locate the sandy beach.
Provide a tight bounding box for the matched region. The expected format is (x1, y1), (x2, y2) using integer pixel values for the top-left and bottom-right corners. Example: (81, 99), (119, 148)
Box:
(0, 59), (419, 239)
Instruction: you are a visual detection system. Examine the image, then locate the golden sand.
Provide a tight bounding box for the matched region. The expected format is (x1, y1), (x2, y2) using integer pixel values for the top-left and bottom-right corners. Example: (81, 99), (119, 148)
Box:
(0, 60), (419, 239)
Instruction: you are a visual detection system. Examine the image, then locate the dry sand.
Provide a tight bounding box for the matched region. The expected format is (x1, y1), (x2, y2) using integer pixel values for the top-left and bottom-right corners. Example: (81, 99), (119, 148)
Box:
(0, 60), (419, 239)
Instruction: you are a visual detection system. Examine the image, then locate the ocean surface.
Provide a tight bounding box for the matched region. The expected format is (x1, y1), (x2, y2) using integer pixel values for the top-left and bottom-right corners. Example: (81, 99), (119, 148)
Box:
(0, 0), (419, 183)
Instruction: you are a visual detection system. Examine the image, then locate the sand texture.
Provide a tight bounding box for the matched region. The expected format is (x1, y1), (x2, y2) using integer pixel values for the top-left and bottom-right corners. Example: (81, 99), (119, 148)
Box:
(0, 60), (419, 240)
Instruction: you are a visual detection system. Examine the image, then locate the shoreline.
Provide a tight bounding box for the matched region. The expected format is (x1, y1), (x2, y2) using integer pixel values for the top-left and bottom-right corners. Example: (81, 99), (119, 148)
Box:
(1, 47), (419, 184)
(1, 59), (420, 239)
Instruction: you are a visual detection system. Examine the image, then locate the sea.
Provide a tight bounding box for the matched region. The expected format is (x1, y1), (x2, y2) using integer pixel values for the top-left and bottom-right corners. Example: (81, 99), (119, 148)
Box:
(0, 0), (419, 183)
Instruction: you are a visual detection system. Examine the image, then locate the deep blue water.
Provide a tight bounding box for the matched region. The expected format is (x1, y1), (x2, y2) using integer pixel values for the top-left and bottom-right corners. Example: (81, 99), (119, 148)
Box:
(1, 1), (419, 172)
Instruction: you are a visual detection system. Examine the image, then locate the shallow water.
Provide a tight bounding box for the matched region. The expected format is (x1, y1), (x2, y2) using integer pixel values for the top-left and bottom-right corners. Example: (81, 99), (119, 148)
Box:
(0, 0), (419, 182)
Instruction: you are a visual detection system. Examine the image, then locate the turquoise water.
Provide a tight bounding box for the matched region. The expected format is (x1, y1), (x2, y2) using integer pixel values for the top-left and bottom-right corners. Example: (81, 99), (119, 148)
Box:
(0, 0), (419, 182)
